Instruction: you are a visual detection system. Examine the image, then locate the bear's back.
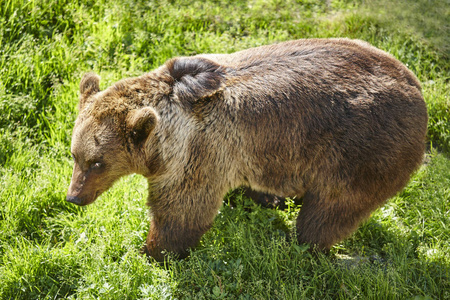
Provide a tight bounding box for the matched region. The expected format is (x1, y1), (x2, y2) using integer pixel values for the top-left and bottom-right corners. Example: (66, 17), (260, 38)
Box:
(202, 39), (427, 198)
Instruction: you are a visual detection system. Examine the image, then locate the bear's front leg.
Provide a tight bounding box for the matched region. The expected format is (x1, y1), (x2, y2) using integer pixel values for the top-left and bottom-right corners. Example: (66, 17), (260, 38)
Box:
(142, 217), (212, 261)
(141, 173), (225, 261)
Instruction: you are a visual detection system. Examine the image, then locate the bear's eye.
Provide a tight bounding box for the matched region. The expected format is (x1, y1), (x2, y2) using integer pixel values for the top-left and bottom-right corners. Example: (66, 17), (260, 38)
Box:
(90, 162), (103, 169)
(71, 154), (76, 162)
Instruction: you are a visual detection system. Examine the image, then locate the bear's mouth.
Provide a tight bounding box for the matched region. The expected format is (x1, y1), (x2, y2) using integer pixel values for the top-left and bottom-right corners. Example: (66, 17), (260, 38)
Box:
(93, 191), (100, 201)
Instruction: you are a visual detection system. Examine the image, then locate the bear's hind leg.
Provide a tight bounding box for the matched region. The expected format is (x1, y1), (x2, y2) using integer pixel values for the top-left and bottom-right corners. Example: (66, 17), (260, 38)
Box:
(296, 191), (377, 251)
(241, 187), (288, 209)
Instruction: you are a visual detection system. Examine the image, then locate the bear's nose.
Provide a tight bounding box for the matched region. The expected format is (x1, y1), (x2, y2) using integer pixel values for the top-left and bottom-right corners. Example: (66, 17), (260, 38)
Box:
(66, 195), (84, 206)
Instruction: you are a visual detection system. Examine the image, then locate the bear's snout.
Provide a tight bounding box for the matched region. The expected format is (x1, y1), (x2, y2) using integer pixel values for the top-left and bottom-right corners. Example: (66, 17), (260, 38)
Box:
(67, 163), (103, 206)
(66, 195), (85, 206)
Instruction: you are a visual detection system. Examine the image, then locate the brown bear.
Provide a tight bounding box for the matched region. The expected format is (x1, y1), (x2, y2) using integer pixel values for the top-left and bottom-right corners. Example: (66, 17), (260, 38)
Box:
(67, 38), (428, 261)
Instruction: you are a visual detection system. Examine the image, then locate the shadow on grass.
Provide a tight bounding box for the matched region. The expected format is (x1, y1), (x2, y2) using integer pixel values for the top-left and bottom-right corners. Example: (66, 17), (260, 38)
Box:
(360, 0), (450, 58)
(170, 193), (450, 298)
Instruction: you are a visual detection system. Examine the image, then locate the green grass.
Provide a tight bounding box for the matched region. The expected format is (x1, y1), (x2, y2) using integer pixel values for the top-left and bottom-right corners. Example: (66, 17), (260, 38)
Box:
(1, 0), (449, 298)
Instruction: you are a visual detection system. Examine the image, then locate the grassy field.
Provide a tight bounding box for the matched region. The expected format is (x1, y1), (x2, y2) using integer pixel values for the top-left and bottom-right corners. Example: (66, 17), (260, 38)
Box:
(1, 0), (449, 298)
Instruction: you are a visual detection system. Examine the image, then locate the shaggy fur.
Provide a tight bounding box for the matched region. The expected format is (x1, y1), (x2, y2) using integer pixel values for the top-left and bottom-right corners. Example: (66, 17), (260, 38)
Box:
(67, 38), (428, 261)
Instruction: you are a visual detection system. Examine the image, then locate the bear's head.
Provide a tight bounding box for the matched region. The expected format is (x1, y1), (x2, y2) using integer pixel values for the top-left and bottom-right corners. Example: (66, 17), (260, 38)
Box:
(67, 73), (159, 206)
(67, 57), (227, 206)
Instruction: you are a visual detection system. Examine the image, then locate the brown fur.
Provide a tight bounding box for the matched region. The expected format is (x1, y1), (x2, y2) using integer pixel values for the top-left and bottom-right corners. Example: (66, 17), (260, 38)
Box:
(67, 38), (428, 261)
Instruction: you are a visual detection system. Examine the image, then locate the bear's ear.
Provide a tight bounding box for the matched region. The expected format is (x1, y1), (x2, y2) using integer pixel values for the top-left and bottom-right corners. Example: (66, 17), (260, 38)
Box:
(165, 57), (226, 103)
(79, 73), (101, 110)
(126, 107), (159, 144)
